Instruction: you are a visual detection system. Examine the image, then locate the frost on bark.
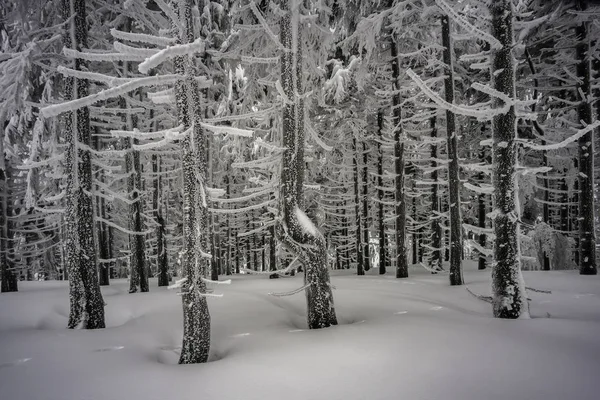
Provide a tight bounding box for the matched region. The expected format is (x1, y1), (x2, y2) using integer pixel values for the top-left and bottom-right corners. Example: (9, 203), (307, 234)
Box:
(152, 153), (169, 286)
(278, 0), (337, 329)
(174, 0), (210, 364)
(0, 135), (17, 293)
(429, 116), (442, 272)
(575, 0), (597, 276)
(353, 135), (364, 275)
(62, 0), (105, 328)
(362, 139), (370, 272)
(377, 111), (387, 274)
(489, 0), (529, 319)
(390, 34), (408, 279)
(441, 15), (463, 285)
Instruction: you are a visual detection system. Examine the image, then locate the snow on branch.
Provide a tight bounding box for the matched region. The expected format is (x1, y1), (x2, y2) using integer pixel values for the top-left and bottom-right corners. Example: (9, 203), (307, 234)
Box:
(306, 118), (332, 151)
(466, 239), (492, 256)
(241, 55), (280, 64)
(138, 38), (205, 74)
(41, 75), (180, 117)
(520, 121), (600, 151)
(57, 66), (130, 86)
(434, 0), (502, 50)
(113, 41), (157, 57)
(96, 216), (153, 236)
(168, 277), (187, 290)
(268, 283), (312, 297)
(249, 1), (287, 51)
(199, 122), (253, 138)
(201, 278), (232, 285)
(406, 69), (509, 120)
(63, 48), (146, 62)
(463, 182), (493, 194)
(110, 28), (176, 46)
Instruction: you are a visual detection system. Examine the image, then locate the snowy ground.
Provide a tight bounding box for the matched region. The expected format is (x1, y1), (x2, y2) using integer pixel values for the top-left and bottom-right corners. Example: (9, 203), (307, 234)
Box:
(1, 261), (599, 400)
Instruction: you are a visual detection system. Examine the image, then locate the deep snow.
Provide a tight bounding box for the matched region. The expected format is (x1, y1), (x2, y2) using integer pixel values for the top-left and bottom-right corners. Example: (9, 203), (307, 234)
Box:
(1, 261), (599, 400)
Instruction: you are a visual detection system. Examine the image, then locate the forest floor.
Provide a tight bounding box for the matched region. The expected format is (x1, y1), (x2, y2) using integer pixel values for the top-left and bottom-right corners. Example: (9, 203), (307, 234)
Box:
(1, 261), (599, 400)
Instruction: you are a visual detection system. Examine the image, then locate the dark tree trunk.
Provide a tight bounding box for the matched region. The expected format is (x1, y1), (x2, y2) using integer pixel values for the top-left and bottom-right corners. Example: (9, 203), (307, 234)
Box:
(390, 34), (408, 279)
(61, 0), (105, 329)
(442, 15), (463, 286)
(362, 140), (370, 271)
(430, 116), (443, 271)
(490, 0), (529, 318)
(575, 0), (597, 276)
(377, 111), (386, 274)
(353, 136), (364, 275)
(0, 149), (16, 293)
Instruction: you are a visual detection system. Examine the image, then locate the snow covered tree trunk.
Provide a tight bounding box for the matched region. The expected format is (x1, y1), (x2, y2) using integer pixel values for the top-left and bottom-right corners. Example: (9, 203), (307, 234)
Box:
(362, 139), (370, 271)
(174, 0), (210, 364)
(430, 116), (442, 271)
(377, 111), (387, 274)
(489, 0), (529, 319)
(61, 0), (105, 328)
(278, 0), (336, 329)
(152, 153), (169, 287)
(353, 135), (364, 275)
(575, 0), (597, 276)
(390, 34), (408, 279)
(0, 128), (16, 293)
(94, 133), (110, 287)
(442, 15), (463, 285)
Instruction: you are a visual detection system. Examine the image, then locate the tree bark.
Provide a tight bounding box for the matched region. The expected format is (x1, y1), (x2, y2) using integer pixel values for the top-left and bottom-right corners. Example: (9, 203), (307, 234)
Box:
(430, 116), (442, 271)
(377, 111), (386, 274)
(362, 139), (370, 271)
(62, 0), (105, 329)
(441, 15), (463, 285)
(390, 33), (408, 279)
(490, 0), (529, 318)
(175, 0), (210, 364)
(575, 0), (597, 276)
(278, 0), (336, 329)
(353, 135), (364, 275)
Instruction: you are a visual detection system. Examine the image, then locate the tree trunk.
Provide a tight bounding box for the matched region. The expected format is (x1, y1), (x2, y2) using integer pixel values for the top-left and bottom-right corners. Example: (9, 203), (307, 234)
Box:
(430, 116), (443, 271)
(441, 15), (463, 286)
(362, 139), (370, 271)
(490, 0), (529, 318)
(62, 0), (105, 329)
(153, 154), (169, 286)
(575, 0), (597, 275)
(377, 111), (386, 274)
(278, 0), (336, 329)
(353, 135), (364, 275)
(0, 134), (16, 293)
(390, 33), (408, 279)
(175, 0), (210, 364)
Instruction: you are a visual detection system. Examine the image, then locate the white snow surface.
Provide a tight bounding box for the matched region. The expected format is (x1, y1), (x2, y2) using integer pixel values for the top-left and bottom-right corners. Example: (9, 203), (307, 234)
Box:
(1, 262), (599, 400)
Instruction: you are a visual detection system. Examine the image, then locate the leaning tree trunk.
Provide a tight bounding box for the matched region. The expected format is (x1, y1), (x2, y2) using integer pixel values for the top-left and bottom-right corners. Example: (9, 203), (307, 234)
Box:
(175, 0), (210, 364)
(490, 0), (529, 319)
(278, 0), (336, 329)
(390, 32), (408, 279)
(441, 15), (463, 285)
(62, 0), (105, 328)
(575, 0), (597, 276)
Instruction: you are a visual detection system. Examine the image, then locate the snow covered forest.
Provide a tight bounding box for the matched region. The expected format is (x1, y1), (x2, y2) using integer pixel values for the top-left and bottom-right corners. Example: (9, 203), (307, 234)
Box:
(1, 0), (600, 399)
